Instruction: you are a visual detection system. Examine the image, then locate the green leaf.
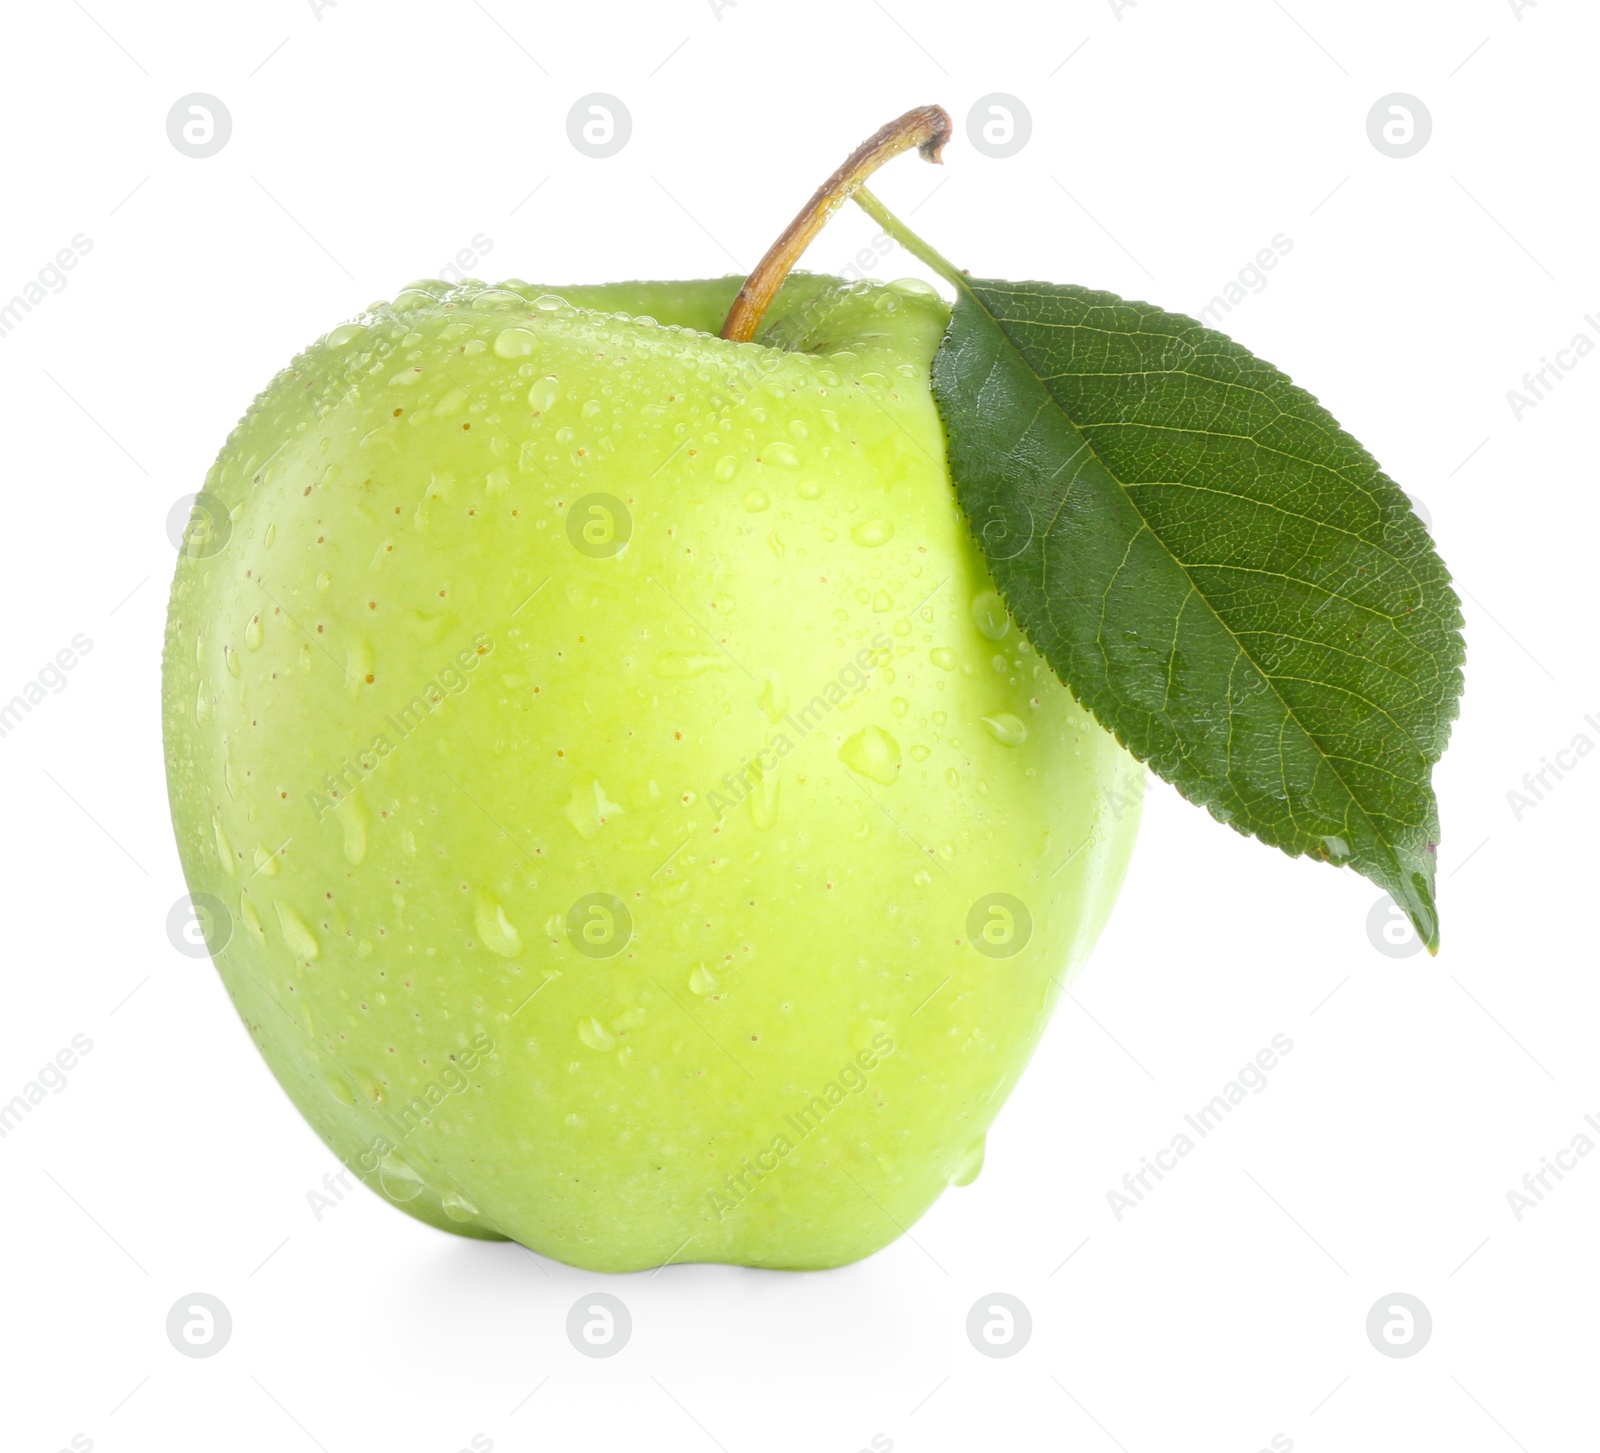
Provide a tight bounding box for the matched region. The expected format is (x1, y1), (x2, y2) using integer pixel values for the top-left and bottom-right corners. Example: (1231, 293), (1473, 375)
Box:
(929, 278), (1464, 950)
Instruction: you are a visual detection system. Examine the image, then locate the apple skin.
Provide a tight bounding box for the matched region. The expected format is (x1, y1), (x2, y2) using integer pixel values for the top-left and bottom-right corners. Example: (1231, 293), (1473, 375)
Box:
(162, 274), (1142, 1271)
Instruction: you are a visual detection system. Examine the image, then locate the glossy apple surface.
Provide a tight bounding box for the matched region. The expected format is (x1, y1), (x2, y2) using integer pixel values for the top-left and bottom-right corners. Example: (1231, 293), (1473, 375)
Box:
(162, 274), (1142, 1270)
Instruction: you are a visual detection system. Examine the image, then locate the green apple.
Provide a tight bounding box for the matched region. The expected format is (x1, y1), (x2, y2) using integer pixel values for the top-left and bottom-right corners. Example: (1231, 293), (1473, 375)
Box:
(163, 271), (1142, 1271)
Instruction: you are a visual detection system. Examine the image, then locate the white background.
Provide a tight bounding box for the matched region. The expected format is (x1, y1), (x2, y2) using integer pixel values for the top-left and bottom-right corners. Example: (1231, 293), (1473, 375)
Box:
(0, 1), (1593, 1450)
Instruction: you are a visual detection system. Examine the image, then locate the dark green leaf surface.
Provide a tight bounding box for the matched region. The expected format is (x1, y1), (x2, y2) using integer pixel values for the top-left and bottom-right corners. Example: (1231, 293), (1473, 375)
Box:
(932, 280), (1464, 949)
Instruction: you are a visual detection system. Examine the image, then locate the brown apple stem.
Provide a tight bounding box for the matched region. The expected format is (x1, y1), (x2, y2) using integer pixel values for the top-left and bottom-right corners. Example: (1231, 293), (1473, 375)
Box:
(719, 104), (952, 343)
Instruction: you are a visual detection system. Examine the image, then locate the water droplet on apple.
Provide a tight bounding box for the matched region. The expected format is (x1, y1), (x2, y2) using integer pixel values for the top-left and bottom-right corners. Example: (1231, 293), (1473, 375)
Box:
(253, 843), (279, 877)
(851, 519), (894, 548)
(360, 420), (399, 452)
(244, 612), (263, 651)
(434, 384), (468, 417)
(982, 713), (1028, 747)
(578, 1017), (615, 1051)
(714, 455), (739, 482)
(743, 488), (770, 512)
(758, 675), (789, 723)
(441, 1188), (482, 1221)
(948, 1136), (986, 1187)
(761, 441), (800, 469)
(475, 895), (523, 958)
(688, 964), (719, 996)
(527, 376), (560, 414)
(531, 293), (567, 312)
(378, 1152), (426, 1201)
(238, 893), (265, 944)
(326, 322), (367, 349)
(839, 725), (901, 785)
(563, 779), (625, 840)
(326, 1074), (355, 1106)
(345, 638), (374, 699)
(494, 327), (538, 359)
(275, 901), (319, 961)
(970, 590), (1011, 641)
(214, 820), (234, 877)
(747, 767), (781, 830)
(930, 647), (958, 671)
(394, 281), (444, 309)
(340, 796), (369, 866)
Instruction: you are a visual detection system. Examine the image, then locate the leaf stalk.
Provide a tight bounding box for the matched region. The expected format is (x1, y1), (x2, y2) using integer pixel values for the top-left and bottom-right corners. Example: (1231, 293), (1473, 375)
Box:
(719, 104), (951, 342)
